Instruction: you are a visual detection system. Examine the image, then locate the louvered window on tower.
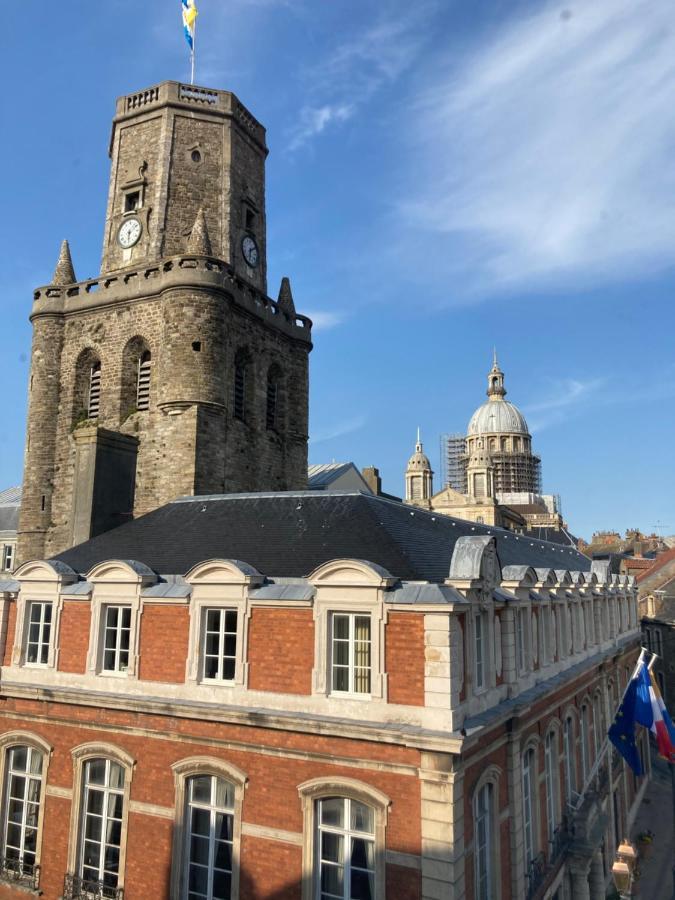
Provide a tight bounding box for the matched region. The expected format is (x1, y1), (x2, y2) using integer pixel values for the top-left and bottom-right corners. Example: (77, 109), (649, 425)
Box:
(136, 351), (151, 410)
(234, 358), (247, 421)
(266, 370), (279, 430)
(88, 363), (101, 418)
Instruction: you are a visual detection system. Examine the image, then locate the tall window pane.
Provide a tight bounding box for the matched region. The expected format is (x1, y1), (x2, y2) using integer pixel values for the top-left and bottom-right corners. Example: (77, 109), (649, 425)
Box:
(317, 797), (374, 900)
(26, 602), (52, 665)
(563, 717), (576, 802)
(102, 606), (131, 673)
(2, 746), (43, 878)
(522, 749), (536, 872)
(79, 759), (124, 892)
(184, 775), (234, 900)
(202, 610), (237, 682)
(580, 706), (589, 781)
(331, 615), (371, 695)
(475, 614), (484, 689)
(544, 732), (558, 844)
(474, 783), (493, 900)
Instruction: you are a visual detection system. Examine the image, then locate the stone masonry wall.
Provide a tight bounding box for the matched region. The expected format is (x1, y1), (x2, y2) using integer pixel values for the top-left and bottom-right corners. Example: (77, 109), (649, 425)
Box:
(19, 277), (309, 562)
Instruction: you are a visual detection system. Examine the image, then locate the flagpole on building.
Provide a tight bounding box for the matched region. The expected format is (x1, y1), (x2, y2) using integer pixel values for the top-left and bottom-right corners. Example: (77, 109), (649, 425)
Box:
(191, 23), (196, 85)
(574, 647), (649, 813)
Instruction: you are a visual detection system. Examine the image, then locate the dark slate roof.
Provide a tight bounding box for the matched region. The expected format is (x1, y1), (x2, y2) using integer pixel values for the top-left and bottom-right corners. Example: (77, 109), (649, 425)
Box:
(53, 491), (591, 581)
(0, 485), (21, 533)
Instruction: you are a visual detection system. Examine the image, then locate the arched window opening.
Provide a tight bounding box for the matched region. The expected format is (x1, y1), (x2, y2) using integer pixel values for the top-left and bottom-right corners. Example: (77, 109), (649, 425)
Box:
(1, 745), (44, 885)
(474, 782), (494, 899)
(88, 362), (101, 419)
(233, 350), (250, 422)
(316, 797), (375, 900)
(266, 365), (283, 431)
(563, 716), (576, 803)
(522, 748), (537, 878)
(183, 774), (235, 900)
(544, 732), (559, 846)
(136, 350), (151, 411)
(78, 758), (125, 892)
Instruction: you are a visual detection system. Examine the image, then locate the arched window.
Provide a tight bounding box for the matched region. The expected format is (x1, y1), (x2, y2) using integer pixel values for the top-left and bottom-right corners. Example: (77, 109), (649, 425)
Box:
(66, 744), (134, 898)
(563, 715), (576, 803)
(183, 774), (236, 899)
(544, 731), (559, 845)
(298, 778), (389, 900)
(266, 364), (283, 431)
(88, 363), (101, 418)
(580, 704), (590, 781)
(136, 350), (151, 411)
(0, 741), (48, 887)
(233, 350), (251, 422)
(500, 437), (507, 452)
(79, 758), (125, 890)
(522, 748), (537, 877)
(474, 782), (494, 899)
(317, 797), (375, 899)
(120, 336), (151, 418)
(74, 349), (102, 426)
(170, 758), (246, 900)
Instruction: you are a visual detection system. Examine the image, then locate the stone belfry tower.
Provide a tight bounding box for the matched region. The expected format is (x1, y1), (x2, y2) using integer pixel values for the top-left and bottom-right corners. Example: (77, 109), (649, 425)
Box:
(17, 82), (312, 564)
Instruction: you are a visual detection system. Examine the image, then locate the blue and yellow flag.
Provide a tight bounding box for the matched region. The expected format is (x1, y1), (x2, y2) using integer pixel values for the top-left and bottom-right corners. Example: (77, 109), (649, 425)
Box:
(182, 0), (198, 51)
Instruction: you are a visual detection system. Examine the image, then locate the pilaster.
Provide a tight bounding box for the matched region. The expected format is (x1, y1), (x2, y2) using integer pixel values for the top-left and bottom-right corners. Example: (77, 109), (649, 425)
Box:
(419, 752), (464, 900)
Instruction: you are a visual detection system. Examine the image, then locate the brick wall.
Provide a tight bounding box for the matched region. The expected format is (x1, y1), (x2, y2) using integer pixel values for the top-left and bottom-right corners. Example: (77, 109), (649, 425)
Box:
(57, 602), (91, 674)
(386, 612), (425, 706)
(248, 608), (314, 694)
(2, 602), (16, 667)
(138, 604), (190, 682)
(0, 698), (422, 900)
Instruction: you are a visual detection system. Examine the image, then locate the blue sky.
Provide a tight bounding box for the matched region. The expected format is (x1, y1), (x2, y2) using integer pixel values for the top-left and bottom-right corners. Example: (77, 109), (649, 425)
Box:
(1, 0), (674, 541)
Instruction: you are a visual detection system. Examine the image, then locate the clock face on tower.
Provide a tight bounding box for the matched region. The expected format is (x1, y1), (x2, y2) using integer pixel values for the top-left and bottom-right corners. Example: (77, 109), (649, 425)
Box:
(118, 218), (142, 249)
(241, 235), (259, 268)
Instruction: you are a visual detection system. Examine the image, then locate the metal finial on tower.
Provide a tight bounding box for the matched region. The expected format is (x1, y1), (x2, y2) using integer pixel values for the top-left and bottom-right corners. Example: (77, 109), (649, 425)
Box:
(492, 346), (498, 368)
(417, 426), (421, 445)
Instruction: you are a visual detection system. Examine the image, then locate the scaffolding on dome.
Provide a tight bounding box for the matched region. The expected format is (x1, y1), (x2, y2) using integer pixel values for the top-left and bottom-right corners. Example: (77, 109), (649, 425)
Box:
(440, 434), (467, 493)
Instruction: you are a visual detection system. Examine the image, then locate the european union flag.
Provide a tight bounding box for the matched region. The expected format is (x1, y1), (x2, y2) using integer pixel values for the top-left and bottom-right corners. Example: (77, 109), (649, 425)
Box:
(608, 674), (643, 776)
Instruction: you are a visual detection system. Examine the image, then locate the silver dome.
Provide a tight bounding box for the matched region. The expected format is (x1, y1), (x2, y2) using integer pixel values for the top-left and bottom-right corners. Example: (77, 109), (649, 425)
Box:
(467, 400), (529, 436)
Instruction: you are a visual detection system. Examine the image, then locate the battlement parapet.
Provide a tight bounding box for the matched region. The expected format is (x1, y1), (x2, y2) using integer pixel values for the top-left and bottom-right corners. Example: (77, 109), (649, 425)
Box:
(32, 255), (312, 343)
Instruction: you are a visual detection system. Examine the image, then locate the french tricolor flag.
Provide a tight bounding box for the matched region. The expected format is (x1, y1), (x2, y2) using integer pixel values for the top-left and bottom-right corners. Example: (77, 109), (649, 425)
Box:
(634, 657), (675, 763)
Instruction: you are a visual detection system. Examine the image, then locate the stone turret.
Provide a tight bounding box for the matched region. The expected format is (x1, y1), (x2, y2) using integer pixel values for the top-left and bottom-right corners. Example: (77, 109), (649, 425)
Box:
(187, 208), (212, 255)
(52, 240), (76, 285)
(277, 277), (296, 316)
(405, 430), (433, 506)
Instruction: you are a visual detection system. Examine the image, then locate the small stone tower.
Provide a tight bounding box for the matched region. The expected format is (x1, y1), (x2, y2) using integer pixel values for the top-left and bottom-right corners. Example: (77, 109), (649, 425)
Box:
(405, 431), (434, 506)
(17, 82), (312, 564)
(466, 439), (495, 500)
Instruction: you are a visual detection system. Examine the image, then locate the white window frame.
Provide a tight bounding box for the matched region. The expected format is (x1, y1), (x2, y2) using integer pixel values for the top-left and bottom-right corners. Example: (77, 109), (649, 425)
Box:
(86, 591), (142, 680)
(201, 607), (239, 683)
(24, 601), (53, 668)
(474, 780), (498, 900)
(563, 716), (576, 804)
(475, 612), (485, 691)
(330, 612), (372, 697)
(522, 747), (538, 874)
(0, 733), (52, 888)
(2, 545), (13, 572)
(100, 605), (132, 675)
(544, 731), (559, 843)
(66, 745), (134, 895)
(170, 758), (246, 900)
(78, 758), (126, 890)
(315, 796), (375, 900)
(297, 778), (389, 900)
(580, 705), (590, 781)
(516, 608), (526, 674)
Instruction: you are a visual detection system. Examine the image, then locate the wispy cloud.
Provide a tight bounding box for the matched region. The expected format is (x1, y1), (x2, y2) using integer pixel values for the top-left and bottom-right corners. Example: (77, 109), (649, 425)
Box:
(310, 415), (367, 445)
(524, 377), (606, 432)
(288, 7), (434, 150)
(304, 309), (347, 331)
(402, 0), (675, 292)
